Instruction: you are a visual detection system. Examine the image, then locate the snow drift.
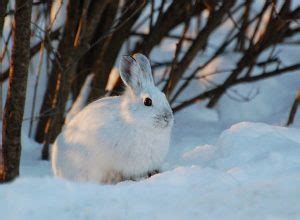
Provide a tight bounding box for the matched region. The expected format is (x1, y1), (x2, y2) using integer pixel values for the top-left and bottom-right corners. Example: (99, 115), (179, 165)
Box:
(0, 122), (299, 220)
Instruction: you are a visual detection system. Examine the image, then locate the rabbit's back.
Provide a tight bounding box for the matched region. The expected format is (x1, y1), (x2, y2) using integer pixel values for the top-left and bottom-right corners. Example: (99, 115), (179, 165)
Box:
(52, 96), (126, 182)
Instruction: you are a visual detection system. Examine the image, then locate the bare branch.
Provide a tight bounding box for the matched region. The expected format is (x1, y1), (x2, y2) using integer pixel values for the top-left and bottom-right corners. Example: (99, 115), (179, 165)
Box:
(173, 63), (300, 112)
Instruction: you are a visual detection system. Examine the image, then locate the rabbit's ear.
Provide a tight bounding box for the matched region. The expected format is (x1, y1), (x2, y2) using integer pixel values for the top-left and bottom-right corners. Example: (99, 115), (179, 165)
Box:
(119, 55), (142, 91)
(133, 53), (154, 85)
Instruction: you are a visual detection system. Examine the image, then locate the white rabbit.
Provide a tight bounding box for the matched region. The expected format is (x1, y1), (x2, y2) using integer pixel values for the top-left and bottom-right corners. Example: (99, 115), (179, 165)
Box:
(51, 53), (174, 183)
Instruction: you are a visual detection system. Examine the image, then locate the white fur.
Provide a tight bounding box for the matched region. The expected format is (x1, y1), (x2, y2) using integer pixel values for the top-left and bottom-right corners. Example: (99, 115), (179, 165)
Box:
(65, 74), (94, 124)
(51, 54), (174, 183)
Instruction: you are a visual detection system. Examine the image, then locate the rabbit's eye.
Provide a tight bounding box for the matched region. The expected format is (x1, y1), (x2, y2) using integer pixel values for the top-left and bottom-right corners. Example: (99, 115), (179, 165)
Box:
(144, 97), (152, 106)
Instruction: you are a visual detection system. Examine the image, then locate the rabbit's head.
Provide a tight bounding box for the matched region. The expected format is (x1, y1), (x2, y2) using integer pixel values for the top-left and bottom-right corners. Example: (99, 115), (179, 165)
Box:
(119, 53), (173, 130)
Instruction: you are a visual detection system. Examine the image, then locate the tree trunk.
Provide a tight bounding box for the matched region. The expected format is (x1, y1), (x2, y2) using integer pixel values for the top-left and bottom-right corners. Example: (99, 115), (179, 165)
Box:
(72, 0), (116, 100)
(35, 0), (81, 144)
(39, 1), (81, 159)
(93, 0), (146, 98)
(0, 0), (32, 182)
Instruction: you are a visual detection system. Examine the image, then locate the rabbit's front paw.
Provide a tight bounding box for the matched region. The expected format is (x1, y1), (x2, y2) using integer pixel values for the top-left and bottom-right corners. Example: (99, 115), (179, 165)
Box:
(147, 169), (160, 178)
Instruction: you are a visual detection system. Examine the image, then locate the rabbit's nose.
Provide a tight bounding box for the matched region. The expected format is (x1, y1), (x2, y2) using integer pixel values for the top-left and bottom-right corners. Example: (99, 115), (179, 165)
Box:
(163, 112), (173, 121)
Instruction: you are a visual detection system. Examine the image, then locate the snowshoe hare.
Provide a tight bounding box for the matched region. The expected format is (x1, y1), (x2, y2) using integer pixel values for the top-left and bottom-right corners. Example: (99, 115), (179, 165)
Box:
(51, 53), (174, 183)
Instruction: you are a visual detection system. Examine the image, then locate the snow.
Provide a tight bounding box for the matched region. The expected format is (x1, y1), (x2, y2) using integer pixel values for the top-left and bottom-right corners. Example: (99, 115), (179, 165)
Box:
(1, 122), (300, 220)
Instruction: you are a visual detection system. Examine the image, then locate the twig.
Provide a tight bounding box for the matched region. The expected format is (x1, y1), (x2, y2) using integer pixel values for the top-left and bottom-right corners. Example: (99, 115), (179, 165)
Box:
(165, 18), (190, 98)
(286, 90), (300, 126)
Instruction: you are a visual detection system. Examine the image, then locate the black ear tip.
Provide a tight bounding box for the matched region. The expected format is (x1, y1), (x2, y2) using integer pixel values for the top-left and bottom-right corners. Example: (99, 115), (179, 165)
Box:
(129, 55), (136, 61)
(121, 55), (136, 63)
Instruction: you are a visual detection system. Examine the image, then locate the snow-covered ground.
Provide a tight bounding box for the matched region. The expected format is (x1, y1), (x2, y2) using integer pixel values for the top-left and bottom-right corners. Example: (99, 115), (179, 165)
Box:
(1, 118), (299, 220)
